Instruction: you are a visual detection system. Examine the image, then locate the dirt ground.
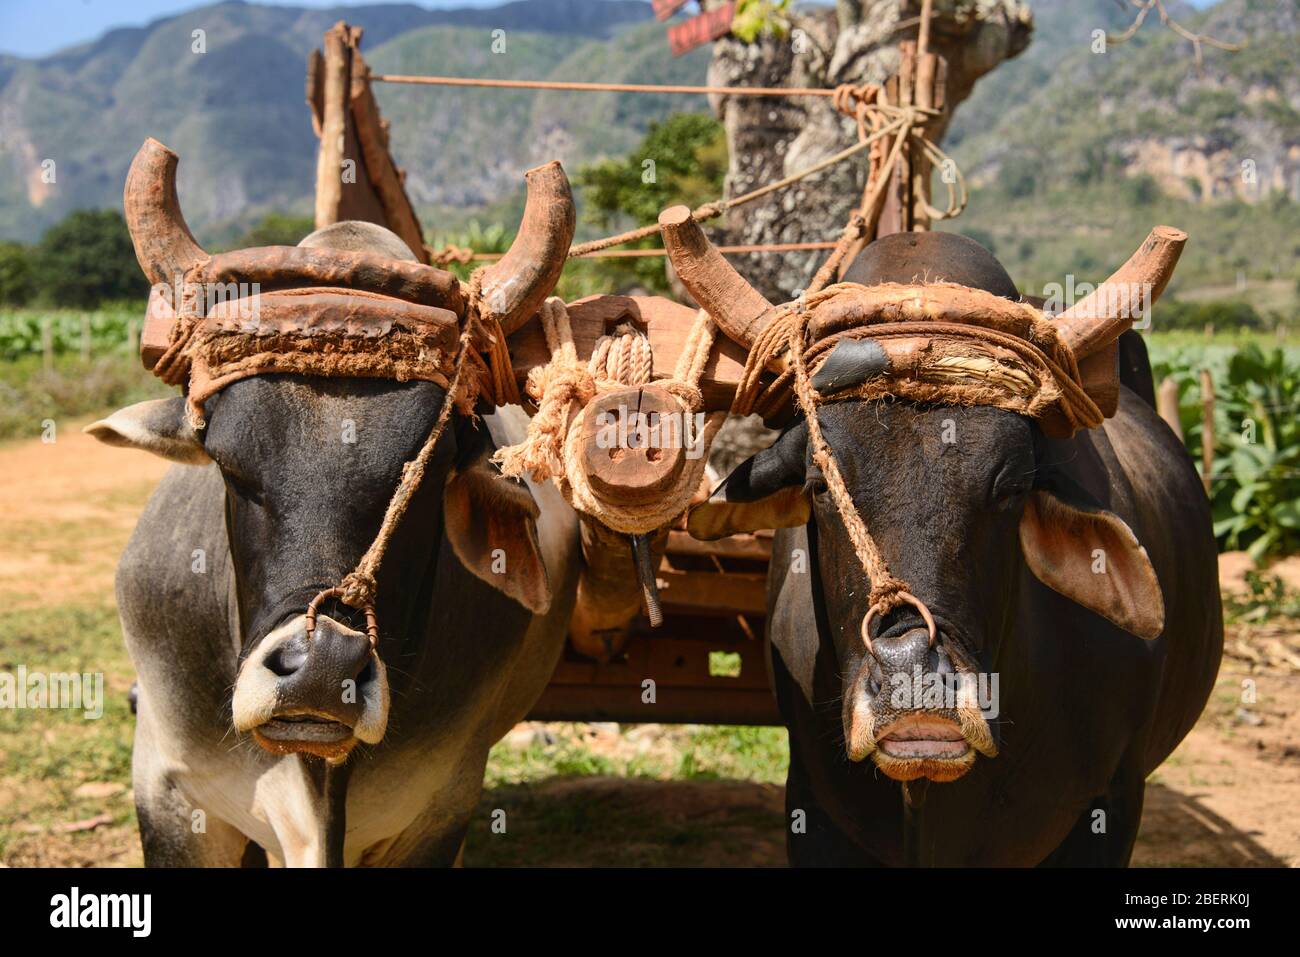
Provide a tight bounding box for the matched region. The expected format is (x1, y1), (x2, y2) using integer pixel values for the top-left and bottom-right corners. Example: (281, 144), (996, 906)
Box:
(1, 425), (1297, 867)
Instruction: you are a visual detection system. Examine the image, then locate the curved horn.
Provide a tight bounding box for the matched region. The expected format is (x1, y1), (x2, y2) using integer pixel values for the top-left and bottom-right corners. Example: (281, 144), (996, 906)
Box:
(658, 206), (774, 348)
(123, 138), (207, 288)
(478, 161), (576, 335)
(1055, 226), (1186, 359)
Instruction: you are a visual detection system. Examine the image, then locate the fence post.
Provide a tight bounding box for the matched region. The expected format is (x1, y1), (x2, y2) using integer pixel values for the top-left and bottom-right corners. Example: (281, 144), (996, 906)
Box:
(1199, 369), (1215, 496)
(127, 317), (139, 356)
(1156, 376), (1182, 440)
(80, 313), (92, 363)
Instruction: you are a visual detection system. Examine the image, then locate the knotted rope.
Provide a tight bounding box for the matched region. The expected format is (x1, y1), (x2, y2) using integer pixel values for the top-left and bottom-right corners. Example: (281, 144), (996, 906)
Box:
(494, 297), (722, 536)
(302, 267), (517, 642)
(728, 278), (1104, 648)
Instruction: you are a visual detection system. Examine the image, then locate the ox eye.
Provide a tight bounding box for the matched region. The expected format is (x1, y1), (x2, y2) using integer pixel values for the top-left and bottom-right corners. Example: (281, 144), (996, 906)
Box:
(992, 474), (1032, 504)
(990, 461), (1033, 504)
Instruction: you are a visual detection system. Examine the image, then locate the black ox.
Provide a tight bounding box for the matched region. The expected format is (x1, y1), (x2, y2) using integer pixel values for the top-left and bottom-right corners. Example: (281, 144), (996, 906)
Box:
(666, 220), (1223, 867)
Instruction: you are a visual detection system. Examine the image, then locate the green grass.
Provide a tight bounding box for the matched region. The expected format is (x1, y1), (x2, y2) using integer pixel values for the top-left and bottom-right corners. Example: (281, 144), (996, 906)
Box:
(0, 595), (790, 864)
(0, 351), (166, 442)
(0, 603), (137, 861)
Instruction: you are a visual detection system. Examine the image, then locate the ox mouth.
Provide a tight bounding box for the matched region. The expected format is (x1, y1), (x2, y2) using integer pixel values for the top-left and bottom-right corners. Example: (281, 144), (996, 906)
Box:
(875, 715), (971, 761)
(863, 712), (992, 783)
(252, 712), (356, 759)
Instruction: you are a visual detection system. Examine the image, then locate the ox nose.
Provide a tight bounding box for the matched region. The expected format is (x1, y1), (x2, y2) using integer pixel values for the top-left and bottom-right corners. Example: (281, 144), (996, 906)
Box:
(268, 617), (373, 725)
(871, 627), (934, 677)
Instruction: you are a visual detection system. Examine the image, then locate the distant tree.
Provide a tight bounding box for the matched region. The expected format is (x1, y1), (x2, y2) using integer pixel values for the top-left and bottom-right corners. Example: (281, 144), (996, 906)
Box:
(234, 213), (317, 249)
(1125, 173), (1160, 206)
(997, 156), (1037, 198)
(0, 241), (34, 306)
(32, 210), (149, 308)
(577, 113), (727, 292)
(1158, 298), (1264, 332)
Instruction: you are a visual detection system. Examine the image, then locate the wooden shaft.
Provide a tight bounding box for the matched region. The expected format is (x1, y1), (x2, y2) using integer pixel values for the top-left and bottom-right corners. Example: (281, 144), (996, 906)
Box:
(349, 49), (429, 262)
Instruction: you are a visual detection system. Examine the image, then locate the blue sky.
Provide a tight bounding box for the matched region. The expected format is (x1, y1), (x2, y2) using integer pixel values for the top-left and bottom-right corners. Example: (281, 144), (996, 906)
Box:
(0, 0), (1222, 59)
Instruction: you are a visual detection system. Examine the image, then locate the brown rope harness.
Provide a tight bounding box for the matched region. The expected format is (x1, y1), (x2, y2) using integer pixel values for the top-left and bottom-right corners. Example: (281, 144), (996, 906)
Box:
(730, 275), (1100, 650)
(161, 266), (517, 646)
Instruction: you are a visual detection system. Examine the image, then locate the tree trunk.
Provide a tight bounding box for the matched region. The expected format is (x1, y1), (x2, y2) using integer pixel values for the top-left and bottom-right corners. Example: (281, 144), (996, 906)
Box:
(701, 0), (1033, 301)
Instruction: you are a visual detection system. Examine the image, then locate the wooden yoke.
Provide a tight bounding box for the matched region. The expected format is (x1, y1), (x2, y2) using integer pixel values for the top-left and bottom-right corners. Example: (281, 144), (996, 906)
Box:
(506, 295), (755, 660)
(506, 294), (752, 412)
(310, 22), (430, 264)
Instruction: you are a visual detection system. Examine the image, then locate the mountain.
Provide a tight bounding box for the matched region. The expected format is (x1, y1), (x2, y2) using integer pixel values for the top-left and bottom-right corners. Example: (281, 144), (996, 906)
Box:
(953, 0), (1298, 204)
(944, 0), (1299, 309)
(0, 0), (707, 243)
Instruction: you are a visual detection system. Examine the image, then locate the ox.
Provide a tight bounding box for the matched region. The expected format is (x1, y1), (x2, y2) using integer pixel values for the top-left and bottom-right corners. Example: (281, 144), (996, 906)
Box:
(88, 140), (579, 866)
(668, 218), (1223, 866)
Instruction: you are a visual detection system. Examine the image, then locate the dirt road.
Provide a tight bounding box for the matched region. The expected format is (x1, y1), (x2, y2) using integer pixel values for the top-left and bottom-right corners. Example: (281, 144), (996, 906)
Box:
(1, 426), (1296, 866)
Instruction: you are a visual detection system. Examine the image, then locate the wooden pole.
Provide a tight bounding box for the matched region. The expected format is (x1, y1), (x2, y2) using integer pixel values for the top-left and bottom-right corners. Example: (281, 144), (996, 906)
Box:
(314, 23), (350, 228)
(1156, 376), (1182, 440)
(1200, 369), (1215, 496)
(80, 313), (91, 363)
(349, 55), (430, 262)
(916, 0), (934, 57)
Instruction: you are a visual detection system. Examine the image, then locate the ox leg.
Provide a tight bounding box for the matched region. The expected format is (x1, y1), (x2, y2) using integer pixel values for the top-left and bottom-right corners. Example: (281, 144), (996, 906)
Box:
(134, 773), (254, 867)
(785, 755), (881, 867)
(1039, 772), (1146, 867)
(132, 717), (254, 867)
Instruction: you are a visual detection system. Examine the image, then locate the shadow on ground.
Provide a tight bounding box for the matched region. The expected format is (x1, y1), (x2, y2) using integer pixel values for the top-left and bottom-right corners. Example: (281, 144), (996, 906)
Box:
(466, 776), (786, 867)
(1133, 783), (1284, 866)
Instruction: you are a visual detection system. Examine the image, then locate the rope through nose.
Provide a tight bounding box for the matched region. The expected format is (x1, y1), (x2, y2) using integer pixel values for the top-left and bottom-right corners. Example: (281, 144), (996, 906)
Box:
(788, 299), (940, 655)
(303, 273), (484, 650)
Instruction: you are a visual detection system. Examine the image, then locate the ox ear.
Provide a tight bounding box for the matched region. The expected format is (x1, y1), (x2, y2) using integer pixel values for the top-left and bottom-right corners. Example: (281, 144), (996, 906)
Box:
(687, 422), (810, 540)
(84, 396), (210, 465)
(1019, 479), (1164, 640)
(444, 458), (551, 615)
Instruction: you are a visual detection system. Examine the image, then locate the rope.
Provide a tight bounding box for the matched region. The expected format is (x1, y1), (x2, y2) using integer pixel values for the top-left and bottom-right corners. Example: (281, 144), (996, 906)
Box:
(494, 298), (721, 537)
(568, 111), (912, 261)
(415, 88), (961, 268)
(727, 280), (1106, 641)
(370, 75), (847, 98)
(303, 269), (511, 642)
(788, 307), (911, 617)
(427, 241), (843, 263)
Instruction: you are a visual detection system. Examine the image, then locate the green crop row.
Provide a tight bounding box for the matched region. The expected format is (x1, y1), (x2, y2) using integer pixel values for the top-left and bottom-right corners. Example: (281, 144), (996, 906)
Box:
(1148, 338), (1300, 560)
(0, 307), (139, 361)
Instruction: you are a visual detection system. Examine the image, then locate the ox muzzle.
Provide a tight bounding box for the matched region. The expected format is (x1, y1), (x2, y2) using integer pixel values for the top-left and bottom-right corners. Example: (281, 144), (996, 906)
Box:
(233, 614), (390, 760)
(844, 615), (997, 783)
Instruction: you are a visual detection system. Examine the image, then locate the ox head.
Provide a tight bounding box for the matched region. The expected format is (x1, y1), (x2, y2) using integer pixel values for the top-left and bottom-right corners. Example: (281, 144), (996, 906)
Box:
(89, 139), (574, 761)
(665, 208), (1179, 784)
